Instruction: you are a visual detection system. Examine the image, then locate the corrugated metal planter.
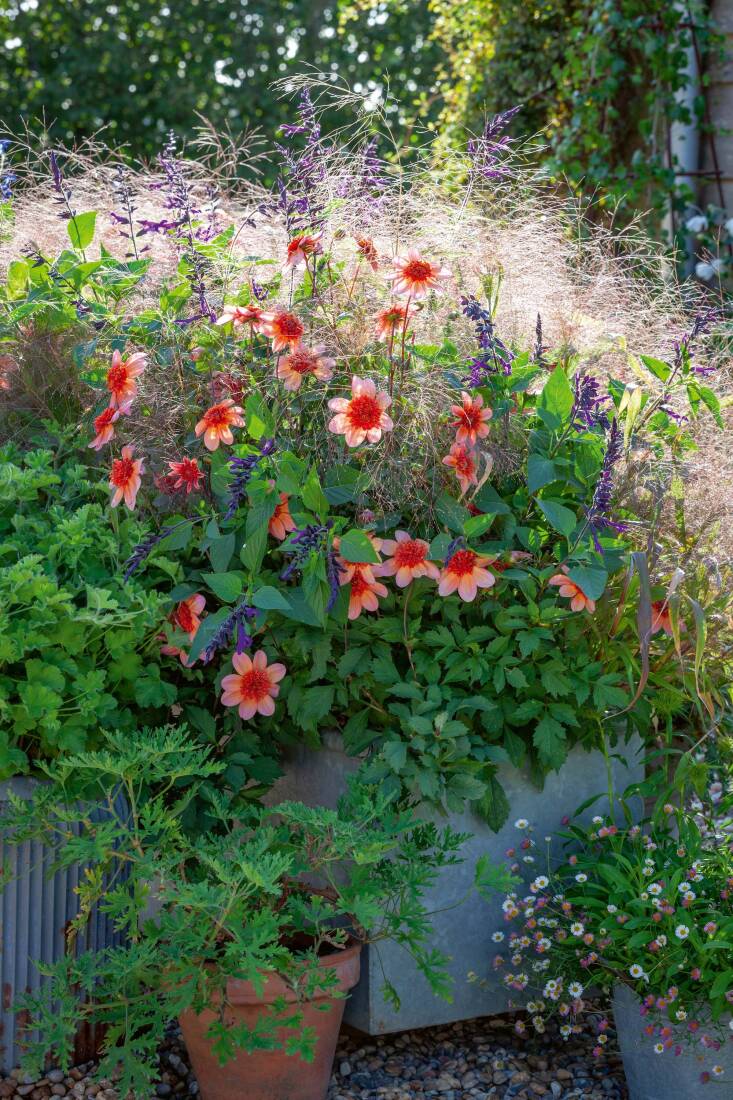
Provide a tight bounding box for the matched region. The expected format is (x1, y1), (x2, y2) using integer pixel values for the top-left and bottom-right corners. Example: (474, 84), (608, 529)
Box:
(0, 778), (127, 1072)
(268, 731), (644, 1035)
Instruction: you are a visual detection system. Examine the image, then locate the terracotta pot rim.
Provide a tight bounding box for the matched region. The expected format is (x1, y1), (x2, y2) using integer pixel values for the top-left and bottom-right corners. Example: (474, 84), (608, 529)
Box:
(219, 941), (362, 1008)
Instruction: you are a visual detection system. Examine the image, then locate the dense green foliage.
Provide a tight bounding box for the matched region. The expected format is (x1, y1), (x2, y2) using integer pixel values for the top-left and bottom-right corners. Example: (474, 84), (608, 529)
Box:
(1, 726), (503, 1096)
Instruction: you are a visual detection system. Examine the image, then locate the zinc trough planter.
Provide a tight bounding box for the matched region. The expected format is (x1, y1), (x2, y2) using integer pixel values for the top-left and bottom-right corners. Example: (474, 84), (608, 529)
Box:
(612, 983), (733, 1100)
(268, 730), (644, 1035)
(0, 778), (128, 1071)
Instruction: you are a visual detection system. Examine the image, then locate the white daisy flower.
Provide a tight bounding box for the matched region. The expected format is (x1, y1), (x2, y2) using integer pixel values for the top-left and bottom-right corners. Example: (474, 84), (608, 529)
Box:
(654, 1043), (665, 1054)
(570, 922), (585, 936)
(712, 1066), (724, 1077)
(675, 924), (690, 940)
(686, 214), (708, 233)
(515, 818), (529, 830)
(629, 964), (645, 979)
(560, 1025), (572, 1039)
(568, 982), (584, 998)
(532, 876), (549, 890)
(675, 1009), (687, 1021)
(649, 883), (662, 896)
(607, 904), (618, 913)
(575, 873), (588, 883)
(492, 931), (505, 942)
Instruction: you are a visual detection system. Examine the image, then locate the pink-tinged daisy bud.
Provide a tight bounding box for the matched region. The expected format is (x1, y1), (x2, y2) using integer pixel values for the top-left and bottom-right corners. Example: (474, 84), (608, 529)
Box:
(450, 391), (493, 446)
(106, 348), (146, 409)
(388, 248), (451, 298)
(328, 375), (393, 448)
(194, 399), (245, 451)
(109, 445), (144, 511)
(220, 650), (287, 720)
(277, 345), (335, 391)
(548, 565), (595, 613)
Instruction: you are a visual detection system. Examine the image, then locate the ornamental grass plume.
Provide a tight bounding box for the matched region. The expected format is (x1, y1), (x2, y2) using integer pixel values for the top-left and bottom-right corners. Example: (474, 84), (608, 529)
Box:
(0, 90), (730, 543)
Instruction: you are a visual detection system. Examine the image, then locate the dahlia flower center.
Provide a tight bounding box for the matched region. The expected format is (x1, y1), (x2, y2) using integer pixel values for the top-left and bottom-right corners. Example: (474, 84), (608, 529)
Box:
(347, 394), (382, 430)
(394, 540), (427, 568)
(402, 259), (433, 283)
(95, 408), (116, 429)
(175, 603), (196, 633)
(350, 568), (370, 596)
(275, 314), (304, 338)
(454, 448), (475, 476)
(239, 668), (272, 701)
(383, 309), (404, 327)
(288, 352), (316, 375)
(107, 364), (129, 391)
(111, 457), (134, 486)
(204, 404), (231, 428)
(447, 550), (477, 577)
(461, 406), (481, 428)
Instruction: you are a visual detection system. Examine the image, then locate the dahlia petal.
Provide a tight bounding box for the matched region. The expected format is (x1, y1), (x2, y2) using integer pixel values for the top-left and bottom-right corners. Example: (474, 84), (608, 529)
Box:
(252, 650), (267, 669)
(328, 398), (350, 412)
(257, 694), (276, 716)
(238, 700), (258, 720)
(268, 663), (287, 683)
(344, 426), (367, 447)
(570, 594), (585, 612)
(380, 539), (398, 554)
(458, 575), (478, 601)
(232, 653), (252, 675)
(204, 429), (220, 451)
(395, 567), (413, 587)
(365, 427), (382, 443)
(474, 569), (496, 589)
(438, 574), (459, 596)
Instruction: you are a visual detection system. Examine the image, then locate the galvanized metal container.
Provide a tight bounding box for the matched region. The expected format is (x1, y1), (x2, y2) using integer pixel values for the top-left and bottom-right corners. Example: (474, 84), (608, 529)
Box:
(0, 778), (127, 1071)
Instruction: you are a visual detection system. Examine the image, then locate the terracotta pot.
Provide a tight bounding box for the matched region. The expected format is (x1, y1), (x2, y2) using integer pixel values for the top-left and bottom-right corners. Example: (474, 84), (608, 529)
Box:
(178, 943), (361, 1100)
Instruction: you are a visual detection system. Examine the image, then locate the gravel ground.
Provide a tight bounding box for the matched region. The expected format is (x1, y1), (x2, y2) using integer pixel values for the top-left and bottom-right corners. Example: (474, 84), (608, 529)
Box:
(0, 1011), (628, 1100)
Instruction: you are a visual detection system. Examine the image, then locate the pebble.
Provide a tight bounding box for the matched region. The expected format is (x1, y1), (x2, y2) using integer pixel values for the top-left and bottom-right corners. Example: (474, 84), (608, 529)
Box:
(0, 1008), (628, 1100)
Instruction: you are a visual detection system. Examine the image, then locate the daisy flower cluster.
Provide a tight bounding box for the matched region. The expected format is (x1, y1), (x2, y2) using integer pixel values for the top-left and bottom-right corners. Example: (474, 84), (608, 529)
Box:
(491, 803), (733, 1083)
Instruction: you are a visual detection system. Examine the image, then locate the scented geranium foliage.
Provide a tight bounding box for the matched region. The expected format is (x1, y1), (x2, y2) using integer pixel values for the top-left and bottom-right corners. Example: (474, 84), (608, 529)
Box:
(0, 106), (726, 824)
(491, 791), (733, 1084)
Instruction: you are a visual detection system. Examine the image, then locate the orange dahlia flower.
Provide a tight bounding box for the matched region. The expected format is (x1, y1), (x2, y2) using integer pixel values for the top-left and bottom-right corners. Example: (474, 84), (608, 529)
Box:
(258, 309), (305, 353)
(161, 594), (206, 665)
(438, 549), (496, 602)
(215, 304), (264, 330)
(548, 566), (595, 613)
(378, 531), (440, 588)
(268, 493), (296, 540)
(106, 349), (146, 409)
(88, 406), (121, 451)
(651, 600), (685, 636)
(356, 237), (379, 270)
(277, 345), (335, 391)
(442, 442), (479, 494)
(451, 391), (493, 446)
(195, 398), (245, 451)
(220, 650), (287, 720)
(375, 304), (413, 342)
(109, 445), (144, 510)
(328, 375), (393, 448)
(168, 457), (204, 494)
(341, 563), (388, 620)
(388, 249), (451, 299)
(285, 232), (323, 268)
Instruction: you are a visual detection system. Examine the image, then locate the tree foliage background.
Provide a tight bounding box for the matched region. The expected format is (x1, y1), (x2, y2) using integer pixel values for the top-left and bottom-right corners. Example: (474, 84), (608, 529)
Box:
(0, 0), (722, 225)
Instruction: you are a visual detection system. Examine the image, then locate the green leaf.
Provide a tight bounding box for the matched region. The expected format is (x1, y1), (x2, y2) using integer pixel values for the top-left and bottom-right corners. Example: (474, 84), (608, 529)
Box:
(435, 493), (470, 533)
(566, 564), (607, 601)
(527, 455), (558, 493)
(533, 714), (567, 771)
(538, 368), (573, 428)
(251, 586), (291, 611)
(245, 392), (274, 441)
(638, 354), (671, 383)
(537, 500), (577, 537)
(301, 468), (329, 518)
(383, 740), (408, 773)
(202, 572), (244, 603)
(297, 685), (334, 730)
(697, 384), (724, 428)
(67, 211), (97, 251)
(474, 773), (510, 832)
(240, 519), (268, 574)
(463, 513), (496, 538)
(208, 533), (235, 573)
(339, 529), (380, 563)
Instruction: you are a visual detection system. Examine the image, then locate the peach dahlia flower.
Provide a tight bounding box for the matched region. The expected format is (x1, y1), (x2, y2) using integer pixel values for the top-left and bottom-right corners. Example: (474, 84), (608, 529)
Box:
(106, 349), (146, 409)
(195, 399), (245, 451)
(378, 531), (440, 587)
(220, 650), (287, 720)
(388, 249), (451, 299)
(548, 566), (595, 613)
(109, 445), (144, 510)
(451, 391), (492, 446)
(258, 309), (305, 353)
(438, 549), (496, 602)
(277, 345), (335, 391)
(328, 375), (393, 448)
